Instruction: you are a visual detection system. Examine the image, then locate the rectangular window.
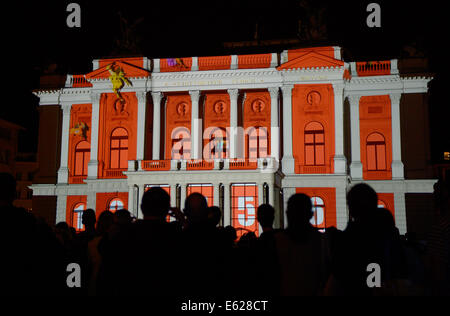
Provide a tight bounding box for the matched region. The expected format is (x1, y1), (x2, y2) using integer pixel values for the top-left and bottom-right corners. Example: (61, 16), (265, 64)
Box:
(231, 183), (258, 238)
(187, 184), (214, 207)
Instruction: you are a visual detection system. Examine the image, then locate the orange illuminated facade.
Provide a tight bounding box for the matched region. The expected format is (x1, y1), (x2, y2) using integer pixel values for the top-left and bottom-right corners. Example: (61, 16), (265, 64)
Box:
(31, 46), (436, 236)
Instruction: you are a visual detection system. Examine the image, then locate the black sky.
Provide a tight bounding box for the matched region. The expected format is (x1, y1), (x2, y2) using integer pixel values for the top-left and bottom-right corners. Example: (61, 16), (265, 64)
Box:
(2, 0), (449, 160)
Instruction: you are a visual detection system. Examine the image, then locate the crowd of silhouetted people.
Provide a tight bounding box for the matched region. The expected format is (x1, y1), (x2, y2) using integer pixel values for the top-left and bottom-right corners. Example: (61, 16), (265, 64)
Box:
(1, 171), (449, 296)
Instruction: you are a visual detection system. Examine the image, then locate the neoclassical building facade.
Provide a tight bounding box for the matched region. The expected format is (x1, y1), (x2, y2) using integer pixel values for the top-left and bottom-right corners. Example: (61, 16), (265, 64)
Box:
(31, 46), (435, 235)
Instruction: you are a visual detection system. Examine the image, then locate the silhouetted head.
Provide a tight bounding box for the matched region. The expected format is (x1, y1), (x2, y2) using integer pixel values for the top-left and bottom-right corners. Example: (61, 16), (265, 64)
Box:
(257, 204), (275, 229)
(184, 193), (208, 225)
(286, 193), (313, 229)
(114, 208), (132, 225)
(0, 172), (16, 206)
(141, 187), (170, 219)
(347, 183), (378, 222)
(96, 210), (114, 235)
(82, 209), (96, 229)
(224, 225), (237, 242)
(207, 206), (222, 227)
(433, 179), (450, 216)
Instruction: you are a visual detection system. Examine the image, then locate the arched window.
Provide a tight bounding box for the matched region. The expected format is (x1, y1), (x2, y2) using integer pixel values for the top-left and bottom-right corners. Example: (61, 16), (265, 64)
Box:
(378, 200), (386, 208)
(246, 127), (268, 160)
(310, 196), (325, 230)
(305, 122), (325, 166)
(74, 141), (90, 176)
(366, 132), (386, 171)
(110, 128), (128, 169)
(72, 202), (86, 232)
(109, 198), (124, 213)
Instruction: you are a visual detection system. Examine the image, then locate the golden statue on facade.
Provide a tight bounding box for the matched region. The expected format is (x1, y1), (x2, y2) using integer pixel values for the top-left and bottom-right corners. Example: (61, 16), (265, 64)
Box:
(107, 63), (132, 101)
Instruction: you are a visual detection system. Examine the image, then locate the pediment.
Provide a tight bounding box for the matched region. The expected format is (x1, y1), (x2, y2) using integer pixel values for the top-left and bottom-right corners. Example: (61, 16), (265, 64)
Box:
(277, 51), (344, 70)
(85, 60), (150, 80)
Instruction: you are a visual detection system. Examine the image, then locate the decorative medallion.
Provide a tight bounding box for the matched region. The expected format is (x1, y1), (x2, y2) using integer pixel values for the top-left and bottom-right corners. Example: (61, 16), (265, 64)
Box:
(213, 101), (226, 115)
(176, 102), (188, 117)
(251, 99), (265, 113)
(114, 98), (128, 116)
(306, 91), (321, 107)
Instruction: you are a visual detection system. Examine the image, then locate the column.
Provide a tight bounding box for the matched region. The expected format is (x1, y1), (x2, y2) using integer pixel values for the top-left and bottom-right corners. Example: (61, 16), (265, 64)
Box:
(55, 194), (67, 224)
(348, 95), (363, 179)
(282, 187), (296, 228)
(128, 185), (137, 218)
(137, 184), (144, 219)
(180, 183), (187, 209)
(228, 89), (239, 159)
(223, 183), (231, 226)
(170, 184), (177, 208)
(394, 191), (407, 234)
(268, 87), (280, 160)
(333, 82), (347, 174)
(57, 102), (72, 183)
(86, 190), (96, 210)
(152, 92), (162, 160)
(257, 183), (264, 235)
(88, 92), (101, 179)
(336, 184), (348, 231)
(390, 93), (404, 179)
(189, 90), (201, 159)
(136, 91), (147, 164)
(213, 183), (220, 206)
(281, 85), (295, 174)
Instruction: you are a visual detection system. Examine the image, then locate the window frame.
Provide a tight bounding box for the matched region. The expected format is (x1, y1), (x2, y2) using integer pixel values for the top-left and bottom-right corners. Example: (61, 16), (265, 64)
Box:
(304, 122), (325, 166)
(110, 128), (129, 169)
(366, 132), (387, 171)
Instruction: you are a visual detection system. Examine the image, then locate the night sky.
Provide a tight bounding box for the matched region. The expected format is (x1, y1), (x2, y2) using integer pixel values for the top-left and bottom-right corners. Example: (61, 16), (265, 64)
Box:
(2, 0), (448, 161)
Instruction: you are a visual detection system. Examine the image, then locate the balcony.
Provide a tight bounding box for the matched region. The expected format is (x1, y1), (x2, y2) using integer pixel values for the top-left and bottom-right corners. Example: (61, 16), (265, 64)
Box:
(69, 175), (86, 184)
(356, 61), (391, 76)
(228, 159), (258, 170)
(103, 168), (127, 179)
(141, 160), (171, 171)
(186, 159), (214, 170)
(66, 74), (92, 88)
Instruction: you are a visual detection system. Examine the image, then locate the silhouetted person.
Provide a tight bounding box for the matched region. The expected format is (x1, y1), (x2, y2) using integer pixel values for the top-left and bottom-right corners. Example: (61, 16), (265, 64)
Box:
(327, 183), (406, 296)
(274, 193), (330, 295)
(257, 204), (276, 235)
(98, 187), (181, 295)
(87, 210), (114, 295)
(1, 172), (65, 295)
(427, 179), (450, 295)
(207, 206), (222, 228)
(223, 225), (238, 247)
(181, 193), (232, 295)
(80, 209), (96, 240)
(254, 204), (280, 295)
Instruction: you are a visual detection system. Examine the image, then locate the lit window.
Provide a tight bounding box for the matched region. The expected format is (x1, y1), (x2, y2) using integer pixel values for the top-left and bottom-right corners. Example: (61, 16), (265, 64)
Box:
(109, 198), (124, 213)
(377, 200), (386, 208)
(110, 128), (128, 169)
(187, 184), (214, 207)
(246, 127), (268, 160)
(444, 152), (450, 161)
(145, 185), (172, 222)
(74, 141), (90, 176)
(305, 122), (325, 166)
(231, 184), (258, 238)
(366, 132), (386, 171)
(310, 196), (325, 231)
(72, 203), (86, 232)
